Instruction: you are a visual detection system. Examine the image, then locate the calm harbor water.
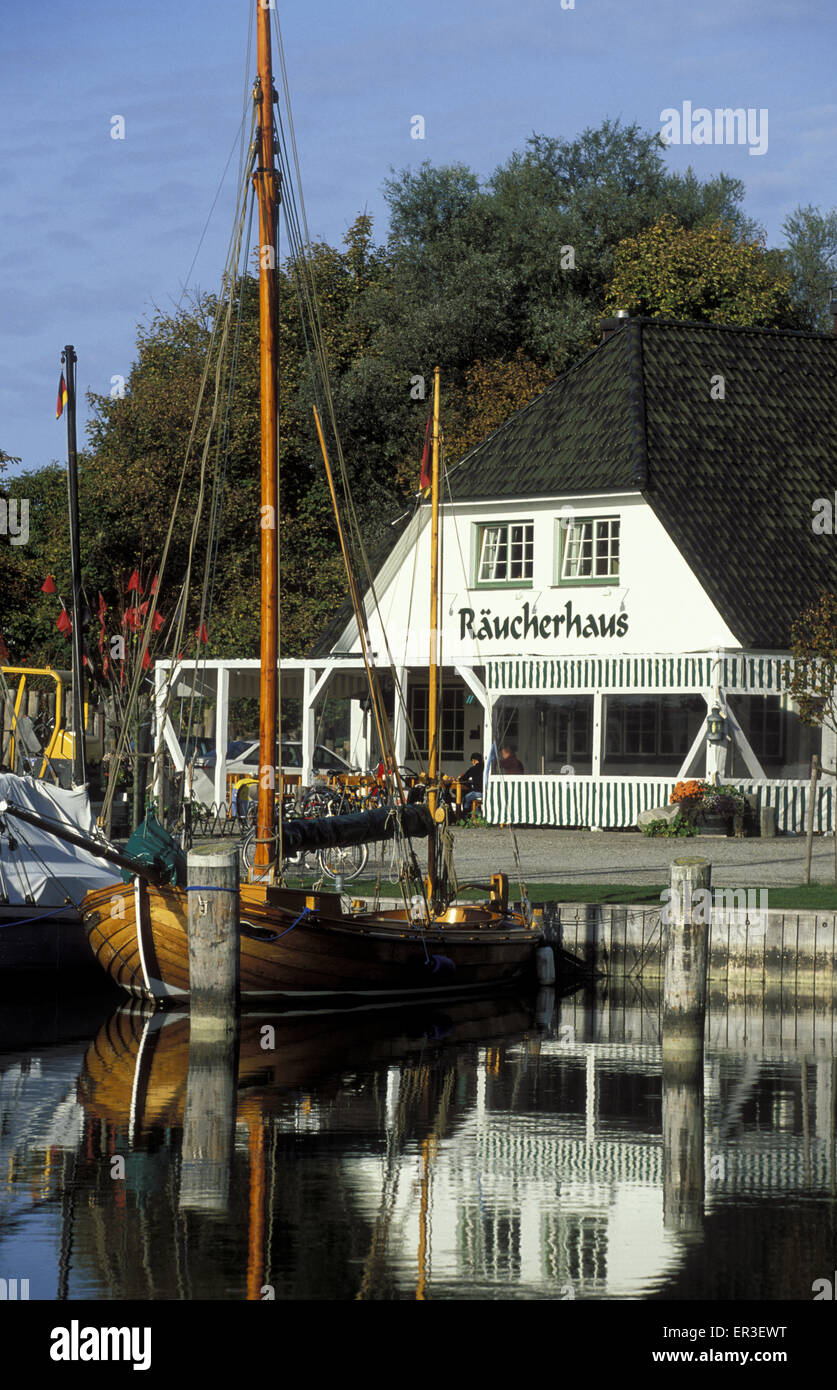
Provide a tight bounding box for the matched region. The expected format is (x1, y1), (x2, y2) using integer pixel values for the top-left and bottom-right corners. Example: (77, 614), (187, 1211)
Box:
(1, 983), (836, 1302)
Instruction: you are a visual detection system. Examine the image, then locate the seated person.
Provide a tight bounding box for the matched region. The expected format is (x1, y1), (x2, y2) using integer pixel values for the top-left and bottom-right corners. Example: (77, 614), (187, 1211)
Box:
(499, 744), (524, 774)
(457, 753), (484, 812)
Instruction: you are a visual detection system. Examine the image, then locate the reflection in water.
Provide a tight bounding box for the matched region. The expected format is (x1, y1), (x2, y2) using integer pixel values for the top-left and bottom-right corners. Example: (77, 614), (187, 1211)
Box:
(1, 984), (836, 1300)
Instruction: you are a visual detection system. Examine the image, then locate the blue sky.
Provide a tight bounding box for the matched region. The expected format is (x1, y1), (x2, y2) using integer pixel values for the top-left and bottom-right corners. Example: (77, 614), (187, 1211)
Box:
(1, 0), (835, 477)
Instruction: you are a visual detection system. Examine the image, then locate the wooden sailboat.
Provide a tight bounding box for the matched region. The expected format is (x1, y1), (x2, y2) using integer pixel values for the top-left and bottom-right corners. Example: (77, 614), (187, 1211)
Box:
(77, 0), (543, 1003)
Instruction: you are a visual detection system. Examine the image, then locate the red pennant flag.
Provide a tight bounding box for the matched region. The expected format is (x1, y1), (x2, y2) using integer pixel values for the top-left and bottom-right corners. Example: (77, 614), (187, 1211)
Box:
(42, 575), (57, 594)
(56, 609), (72, 635)
(152, 611), (164, 633)
(141, 648), (152, 671)
(126, 570), (141, 593)
(196, 622), (208, 644)
(150, 573), (159, 595)
(419, 417), (432, 496)
(124, 607), (139, 631)
(56, 374), (68, 420)
(0, 626), (9, 662)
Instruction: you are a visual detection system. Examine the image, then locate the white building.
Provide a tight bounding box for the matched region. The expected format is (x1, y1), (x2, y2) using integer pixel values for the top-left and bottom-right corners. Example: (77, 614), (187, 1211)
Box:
(156, 316), (837, 832)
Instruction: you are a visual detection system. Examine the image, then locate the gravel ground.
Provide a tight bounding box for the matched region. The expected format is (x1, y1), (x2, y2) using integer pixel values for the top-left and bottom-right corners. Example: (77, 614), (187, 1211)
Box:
(444, 827), (835, 888)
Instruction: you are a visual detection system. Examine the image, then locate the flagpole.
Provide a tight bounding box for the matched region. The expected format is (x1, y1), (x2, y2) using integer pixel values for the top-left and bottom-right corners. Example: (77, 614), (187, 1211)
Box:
(62, 344), (87, 788)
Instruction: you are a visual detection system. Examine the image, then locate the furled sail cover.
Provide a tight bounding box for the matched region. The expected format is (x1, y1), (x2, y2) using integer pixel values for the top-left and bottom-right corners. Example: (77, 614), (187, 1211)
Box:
(283, 803), (434, 854)
(0, 773), (116, 909)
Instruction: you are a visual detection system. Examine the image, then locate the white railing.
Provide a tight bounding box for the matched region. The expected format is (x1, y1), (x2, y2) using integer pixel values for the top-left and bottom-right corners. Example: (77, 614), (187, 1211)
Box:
(484, 775), (832, 832)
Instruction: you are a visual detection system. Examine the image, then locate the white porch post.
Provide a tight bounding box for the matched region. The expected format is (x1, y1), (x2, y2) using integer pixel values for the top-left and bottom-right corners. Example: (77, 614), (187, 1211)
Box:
(301, 665), (335, 785)
(150, 662), (167, 809)
(455, 665), (492, 765)
(722, 697), (766, 780)
(592, 692), (604, 779)
(591, 692), (604, 830)
(301, 665), (317, 786)
(350, 698), (368, 772)
(393, 667), (408, 766)
(213, 665), (230, 808)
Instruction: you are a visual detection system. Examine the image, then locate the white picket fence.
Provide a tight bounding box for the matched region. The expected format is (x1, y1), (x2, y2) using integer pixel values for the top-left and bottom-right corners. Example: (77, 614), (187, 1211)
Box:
(484, 775), (832, 833)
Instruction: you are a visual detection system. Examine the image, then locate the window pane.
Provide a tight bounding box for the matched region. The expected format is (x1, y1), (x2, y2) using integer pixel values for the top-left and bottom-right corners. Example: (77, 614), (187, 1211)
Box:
(479, 523), (533, 583)
(561, 517), (619, 580)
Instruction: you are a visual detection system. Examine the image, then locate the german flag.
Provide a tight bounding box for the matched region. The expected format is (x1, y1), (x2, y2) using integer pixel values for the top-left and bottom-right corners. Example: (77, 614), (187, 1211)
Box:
(419, 416), (431, 497)
(56, 372), (68, 419)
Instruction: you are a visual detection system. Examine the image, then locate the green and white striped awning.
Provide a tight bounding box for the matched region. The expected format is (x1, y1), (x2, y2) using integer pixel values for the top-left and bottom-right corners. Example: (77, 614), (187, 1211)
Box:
(484, 654), (790, 694)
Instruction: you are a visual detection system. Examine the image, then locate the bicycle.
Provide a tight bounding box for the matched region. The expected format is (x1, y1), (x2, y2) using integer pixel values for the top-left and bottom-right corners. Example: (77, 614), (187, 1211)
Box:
(239, 822), (368, 880)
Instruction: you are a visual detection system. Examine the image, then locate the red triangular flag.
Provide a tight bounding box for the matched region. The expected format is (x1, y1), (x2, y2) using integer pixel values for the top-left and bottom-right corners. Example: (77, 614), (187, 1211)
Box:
(0, 626), (9, 662)
(141, 648), (152, 671)
(42, 575), (57, 594)
(150, 573), (158, 595)
(152, 611), (164, 633)
(195, 622), (208, 644)
(56, 609), (72, 635)
(126, 570), (141, 593)
(419, 417), (432, 495)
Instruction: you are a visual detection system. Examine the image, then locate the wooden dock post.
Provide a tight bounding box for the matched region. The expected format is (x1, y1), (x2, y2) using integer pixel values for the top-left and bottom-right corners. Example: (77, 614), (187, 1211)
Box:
(181, 844), (240, 1211)
(663, 857), (710, 1068)
(186, 844), (240, 1034)
(662, 857), (709, 1233)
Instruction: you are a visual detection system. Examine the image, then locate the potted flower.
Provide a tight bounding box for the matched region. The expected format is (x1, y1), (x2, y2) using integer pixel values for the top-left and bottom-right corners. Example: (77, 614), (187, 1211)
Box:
(669, 780), (747, 836)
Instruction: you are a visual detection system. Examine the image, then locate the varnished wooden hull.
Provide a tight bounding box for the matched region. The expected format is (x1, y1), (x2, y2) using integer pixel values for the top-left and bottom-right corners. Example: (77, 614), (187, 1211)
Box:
(81, 878), (542, 1002)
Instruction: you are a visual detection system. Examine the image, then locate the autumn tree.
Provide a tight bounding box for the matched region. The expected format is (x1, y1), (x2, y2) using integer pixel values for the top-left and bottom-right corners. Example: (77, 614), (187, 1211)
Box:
(604, 215), (800, 327)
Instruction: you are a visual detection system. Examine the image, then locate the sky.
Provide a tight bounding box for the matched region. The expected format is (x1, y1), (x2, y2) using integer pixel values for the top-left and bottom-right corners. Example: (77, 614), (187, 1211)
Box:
(1, 0), (835, 478)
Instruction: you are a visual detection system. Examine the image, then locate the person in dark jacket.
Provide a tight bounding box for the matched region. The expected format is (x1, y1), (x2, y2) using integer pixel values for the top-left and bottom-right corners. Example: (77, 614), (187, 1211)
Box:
(457, 753), (484, 813)
(500, 745), (524, 774)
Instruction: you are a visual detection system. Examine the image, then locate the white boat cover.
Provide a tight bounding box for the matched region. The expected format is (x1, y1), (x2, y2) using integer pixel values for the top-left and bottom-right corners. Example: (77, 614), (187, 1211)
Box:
(0, 774), (117, 910)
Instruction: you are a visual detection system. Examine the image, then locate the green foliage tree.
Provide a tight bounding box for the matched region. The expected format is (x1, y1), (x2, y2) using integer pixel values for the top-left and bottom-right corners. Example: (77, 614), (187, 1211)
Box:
(781, 204), (837, 331)
(784, 592), (837, 882)
(604, 215), (799, 326)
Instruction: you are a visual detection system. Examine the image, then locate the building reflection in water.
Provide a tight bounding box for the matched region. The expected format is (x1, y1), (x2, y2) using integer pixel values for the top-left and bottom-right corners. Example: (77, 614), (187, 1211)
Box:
(1, 984), (836, 1300)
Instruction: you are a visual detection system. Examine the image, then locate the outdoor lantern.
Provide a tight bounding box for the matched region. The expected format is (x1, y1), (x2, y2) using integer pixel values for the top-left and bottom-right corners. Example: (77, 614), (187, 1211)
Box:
(706, 706), (727, 743)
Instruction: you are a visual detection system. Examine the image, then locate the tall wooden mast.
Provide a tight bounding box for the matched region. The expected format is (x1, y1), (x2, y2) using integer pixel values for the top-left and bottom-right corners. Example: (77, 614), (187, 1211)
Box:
(253, 1), (280, 875)
(426, 367), (441, 894)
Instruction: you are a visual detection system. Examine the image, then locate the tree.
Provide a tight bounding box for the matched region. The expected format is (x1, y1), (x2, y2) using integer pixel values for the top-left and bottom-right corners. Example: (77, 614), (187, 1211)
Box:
(604, 215), (799, 327)
(781, 204), (837, 331)
(442, 351), (554, 470)
(784, 592), (837, 883)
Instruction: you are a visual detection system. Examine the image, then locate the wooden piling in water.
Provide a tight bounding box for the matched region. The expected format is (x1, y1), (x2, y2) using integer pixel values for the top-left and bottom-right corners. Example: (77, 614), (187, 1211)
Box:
(186, 844), (240, 1036)
(663, 857), (710, 1071)
(662, 857), (710, 1233)
(181, 844), (240, 1210)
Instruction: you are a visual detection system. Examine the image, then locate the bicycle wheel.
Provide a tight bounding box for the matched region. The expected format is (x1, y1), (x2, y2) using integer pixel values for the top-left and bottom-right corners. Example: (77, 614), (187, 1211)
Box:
(300, 786), (343, 818)
(317, 841), (368, 880)
(240, 828), (257, 873)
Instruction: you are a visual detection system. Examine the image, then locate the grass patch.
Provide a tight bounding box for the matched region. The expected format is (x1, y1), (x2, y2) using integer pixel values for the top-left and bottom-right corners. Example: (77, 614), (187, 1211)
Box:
(282, 877), (837, 911)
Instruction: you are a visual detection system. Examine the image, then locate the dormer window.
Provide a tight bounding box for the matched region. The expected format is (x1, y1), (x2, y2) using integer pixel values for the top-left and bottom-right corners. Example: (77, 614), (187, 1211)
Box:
(557, 516), (620, 585)
(476, 522), (533, 586)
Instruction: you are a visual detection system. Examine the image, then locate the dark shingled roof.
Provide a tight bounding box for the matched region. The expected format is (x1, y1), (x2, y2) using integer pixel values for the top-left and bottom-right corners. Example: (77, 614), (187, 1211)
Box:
(445, 318), (837, 650)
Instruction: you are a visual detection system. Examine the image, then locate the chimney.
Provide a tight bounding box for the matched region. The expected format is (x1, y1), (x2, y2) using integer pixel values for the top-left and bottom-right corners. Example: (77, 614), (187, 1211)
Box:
(600, 309), (630, 342)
